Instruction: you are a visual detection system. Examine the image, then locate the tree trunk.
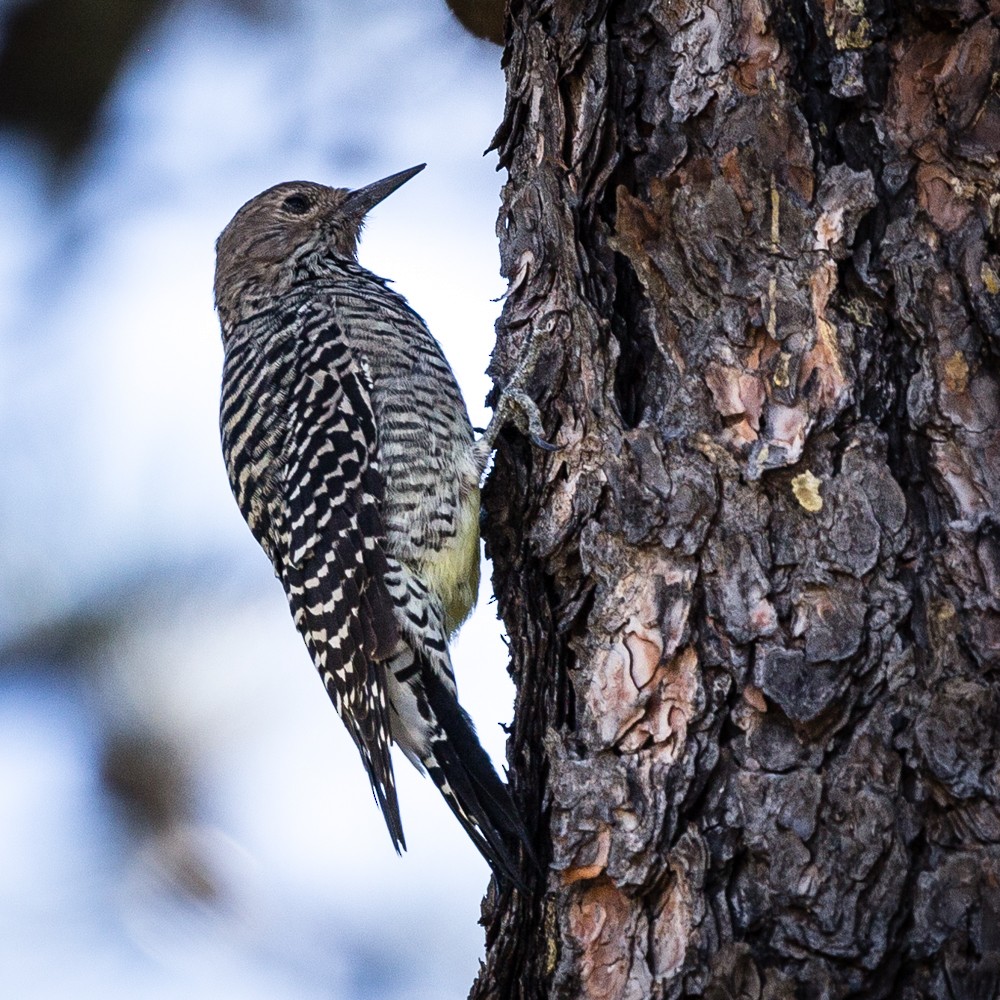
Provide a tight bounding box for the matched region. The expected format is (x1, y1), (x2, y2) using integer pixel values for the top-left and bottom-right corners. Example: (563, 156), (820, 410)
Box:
(475, 1), (1000, 998)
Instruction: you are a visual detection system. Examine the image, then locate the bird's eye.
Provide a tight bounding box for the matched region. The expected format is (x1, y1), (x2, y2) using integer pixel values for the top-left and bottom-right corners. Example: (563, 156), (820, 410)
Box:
(282, 193), (311, 214)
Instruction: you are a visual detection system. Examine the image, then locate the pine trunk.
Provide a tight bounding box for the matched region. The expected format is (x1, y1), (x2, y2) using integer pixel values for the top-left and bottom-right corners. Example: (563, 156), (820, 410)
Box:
(475, 1), (1000, 998)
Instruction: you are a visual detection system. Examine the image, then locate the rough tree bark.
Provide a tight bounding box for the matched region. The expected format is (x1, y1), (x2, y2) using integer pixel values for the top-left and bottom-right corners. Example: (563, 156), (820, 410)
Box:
(475, 2), (1000, 998)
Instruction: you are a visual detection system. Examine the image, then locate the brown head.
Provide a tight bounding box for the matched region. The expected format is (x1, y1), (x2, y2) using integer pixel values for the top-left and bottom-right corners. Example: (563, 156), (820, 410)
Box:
(214, 164), (425, 325)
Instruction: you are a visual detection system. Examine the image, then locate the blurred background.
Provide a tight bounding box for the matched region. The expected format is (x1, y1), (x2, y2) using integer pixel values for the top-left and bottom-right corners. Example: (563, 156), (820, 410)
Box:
(0, 1), (514, 997)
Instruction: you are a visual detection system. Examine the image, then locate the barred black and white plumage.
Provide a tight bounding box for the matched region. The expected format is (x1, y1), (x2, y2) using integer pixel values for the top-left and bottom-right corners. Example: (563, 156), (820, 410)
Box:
(214, 165), (533, 885)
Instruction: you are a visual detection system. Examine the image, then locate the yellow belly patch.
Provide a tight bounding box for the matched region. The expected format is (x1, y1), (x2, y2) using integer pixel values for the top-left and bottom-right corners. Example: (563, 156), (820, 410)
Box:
(423, 486), (481, 635)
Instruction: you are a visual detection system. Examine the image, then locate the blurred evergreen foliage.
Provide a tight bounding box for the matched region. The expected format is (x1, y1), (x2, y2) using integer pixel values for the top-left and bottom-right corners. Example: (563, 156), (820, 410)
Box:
(0, 0), (165, 161)
(0, 0), (502, 166)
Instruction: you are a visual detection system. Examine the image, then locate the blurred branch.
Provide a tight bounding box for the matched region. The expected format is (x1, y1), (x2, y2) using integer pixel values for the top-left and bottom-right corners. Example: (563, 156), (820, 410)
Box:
(444, 0), (504, 46)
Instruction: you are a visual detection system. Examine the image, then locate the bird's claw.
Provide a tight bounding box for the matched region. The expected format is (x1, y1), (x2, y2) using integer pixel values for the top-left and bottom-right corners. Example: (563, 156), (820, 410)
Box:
(475, 385), (557, 471)
(530, 434), (561, 452)
(474, 323), (559, 471)
(505, 387), (555, 451)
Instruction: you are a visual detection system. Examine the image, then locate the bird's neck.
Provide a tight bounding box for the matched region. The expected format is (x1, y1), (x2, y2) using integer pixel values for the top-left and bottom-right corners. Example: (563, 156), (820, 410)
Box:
(217, 255), (393, 334)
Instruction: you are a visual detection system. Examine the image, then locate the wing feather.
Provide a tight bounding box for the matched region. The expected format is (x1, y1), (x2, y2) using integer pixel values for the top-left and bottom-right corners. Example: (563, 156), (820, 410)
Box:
(277, 317), (403, 848)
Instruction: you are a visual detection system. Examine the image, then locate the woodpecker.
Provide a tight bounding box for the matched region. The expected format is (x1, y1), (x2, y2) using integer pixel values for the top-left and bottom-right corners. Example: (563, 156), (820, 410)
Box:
(214, 164), (540, 885)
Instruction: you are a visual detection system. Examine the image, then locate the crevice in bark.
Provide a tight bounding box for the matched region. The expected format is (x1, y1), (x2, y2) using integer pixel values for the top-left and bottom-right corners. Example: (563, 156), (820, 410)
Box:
(775, 2), (841, 165)
(610, 255), (655, 429)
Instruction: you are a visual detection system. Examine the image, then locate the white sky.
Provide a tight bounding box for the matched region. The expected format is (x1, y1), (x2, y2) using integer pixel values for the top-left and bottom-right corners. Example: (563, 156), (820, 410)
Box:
(0, 2), (516, 996)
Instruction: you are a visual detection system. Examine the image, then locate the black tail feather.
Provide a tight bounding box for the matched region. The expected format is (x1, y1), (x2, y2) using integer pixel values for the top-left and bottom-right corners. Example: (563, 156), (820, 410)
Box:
(421, 662), (536, 889)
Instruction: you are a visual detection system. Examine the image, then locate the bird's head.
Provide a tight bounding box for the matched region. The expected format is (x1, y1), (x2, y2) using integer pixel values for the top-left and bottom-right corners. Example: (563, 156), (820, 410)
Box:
(214, 164), (425, 321)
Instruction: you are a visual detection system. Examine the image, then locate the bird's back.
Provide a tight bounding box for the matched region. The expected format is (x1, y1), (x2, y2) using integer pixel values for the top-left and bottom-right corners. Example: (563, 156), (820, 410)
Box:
(302, 265), (482, 634)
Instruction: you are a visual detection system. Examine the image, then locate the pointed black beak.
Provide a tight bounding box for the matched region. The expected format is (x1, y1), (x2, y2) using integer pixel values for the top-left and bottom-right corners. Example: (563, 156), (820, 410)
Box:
(341, 164), (425, 217)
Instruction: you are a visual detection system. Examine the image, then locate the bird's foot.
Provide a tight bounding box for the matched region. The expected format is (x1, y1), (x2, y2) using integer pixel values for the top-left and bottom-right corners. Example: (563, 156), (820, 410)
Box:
(473, 316), (562, 473)
(474, 384), (558, 472)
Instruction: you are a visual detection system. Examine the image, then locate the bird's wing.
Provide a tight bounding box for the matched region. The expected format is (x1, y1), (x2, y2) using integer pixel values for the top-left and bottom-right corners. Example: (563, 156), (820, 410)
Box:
(278, 312), (404, 850)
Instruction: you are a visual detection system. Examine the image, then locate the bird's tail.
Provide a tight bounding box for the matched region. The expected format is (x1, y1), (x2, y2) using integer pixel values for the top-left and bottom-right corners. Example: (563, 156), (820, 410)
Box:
(414, 655), (536, 889)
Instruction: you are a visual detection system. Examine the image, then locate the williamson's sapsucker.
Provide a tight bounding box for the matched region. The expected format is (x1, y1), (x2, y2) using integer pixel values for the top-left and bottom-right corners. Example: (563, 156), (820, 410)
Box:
(214, 164), (536, 885)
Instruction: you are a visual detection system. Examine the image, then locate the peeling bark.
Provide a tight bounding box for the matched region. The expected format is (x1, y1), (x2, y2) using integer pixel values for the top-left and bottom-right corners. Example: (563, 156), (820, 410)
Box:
(476, 2), (1000, 998)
